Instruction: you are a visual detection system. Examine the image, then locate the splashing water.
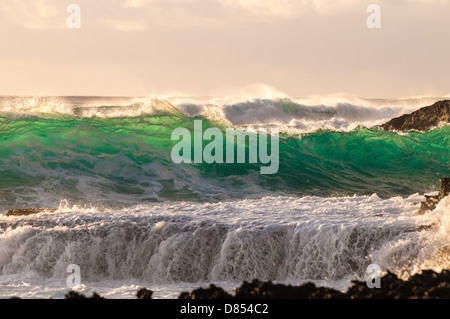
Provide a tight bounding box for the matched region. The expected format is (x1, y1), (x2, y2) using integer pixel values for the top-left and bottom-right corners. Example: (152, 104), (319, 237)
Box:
(0, 95), (448, 298)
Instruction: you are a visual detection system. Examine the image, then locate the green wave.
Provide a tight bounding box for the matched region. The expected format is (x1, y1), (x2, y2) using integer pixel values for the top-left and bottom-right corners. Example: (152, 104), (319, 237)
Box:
(0, 113), (448, 208)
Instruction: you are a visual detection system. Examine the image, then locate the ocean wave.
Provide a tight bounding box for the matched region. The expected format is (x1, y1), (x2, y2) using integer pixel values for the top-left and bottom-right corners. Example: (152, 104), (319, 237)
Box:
(0, 94), (447, 133)
(0, 110), (448, 210)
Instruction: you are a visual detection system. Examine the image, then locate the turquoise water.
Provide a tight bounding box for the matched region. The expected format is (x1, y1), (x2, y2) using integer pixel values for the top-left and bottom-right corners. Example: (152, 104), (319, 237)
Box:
(0, 111), (448, 209)
(0, 97), (449, 299)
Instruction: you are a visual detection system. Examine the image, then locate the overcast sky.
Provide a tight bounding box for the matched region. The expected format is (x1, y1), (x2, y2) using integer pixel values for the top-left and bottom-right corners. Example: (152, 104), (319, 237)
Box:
(0, 0), (449, 98)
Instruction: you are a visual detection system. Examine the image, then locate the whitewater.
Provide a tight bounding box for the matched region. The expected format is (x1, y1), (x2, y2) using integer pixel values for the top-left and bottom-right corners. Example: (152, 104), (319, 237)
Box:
(0, 95), (449, 298)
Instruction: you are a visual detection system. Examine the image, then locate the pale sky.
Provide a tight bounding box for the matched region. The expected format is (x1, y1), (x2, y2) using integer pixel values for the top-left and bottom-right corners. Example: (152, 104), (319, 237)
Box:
(1, 0), (449, 98)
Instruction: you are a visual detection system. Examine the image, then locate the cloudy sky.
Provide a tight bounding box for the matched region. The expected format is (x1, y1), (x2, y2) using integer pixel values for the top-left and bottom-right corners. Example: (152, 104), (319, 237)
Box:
(0, 0), (449, 98)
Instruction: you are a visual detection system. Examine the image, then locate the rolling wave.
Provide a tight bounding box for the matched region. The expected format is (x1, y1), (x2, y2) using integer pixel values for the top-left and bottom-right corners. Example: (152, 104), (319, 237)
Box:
(0, 100), (448, 210)
(0, 95), (446, 133)
(0, 95), (448, 297)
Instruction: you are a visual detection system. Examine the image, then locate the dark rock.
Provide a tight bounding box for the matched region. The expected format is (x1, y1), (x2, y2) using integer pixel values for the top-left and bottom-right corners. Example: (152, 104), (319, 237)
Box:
(424, 285), (450, 299)
(90, 292), (104, 299)
(176, 269), (450, 299)
(64, 291), (105, 299)
(178, 284), (233, 299)
(6, 208), (57, 217)
(347, 272), (406, 299)
(416, 177), (450, 215)
(233, 279), (346, 299)
(418, 195), (440, 214)
(136, 288), (153, 299)
(306, 286), (348, 299)
(380, 100), (450, 131)
(64, 291), (87, 299)
(438, 177), (450, 199)
(234, 280), (295, 299)
(414, 223), (437, 232)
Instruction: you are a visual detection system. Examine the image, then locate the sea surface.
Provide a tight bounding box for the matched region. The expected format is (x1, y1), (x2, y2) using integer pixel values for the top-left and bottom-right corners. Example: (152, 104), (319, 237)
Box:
(0, 95), (449, 298)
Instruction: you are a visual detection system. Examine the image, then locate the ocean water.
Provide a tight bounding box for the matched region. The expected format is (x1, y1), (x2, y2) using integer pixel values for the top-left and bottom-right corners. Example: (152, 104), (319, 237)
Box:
(0, 95), (449, 299)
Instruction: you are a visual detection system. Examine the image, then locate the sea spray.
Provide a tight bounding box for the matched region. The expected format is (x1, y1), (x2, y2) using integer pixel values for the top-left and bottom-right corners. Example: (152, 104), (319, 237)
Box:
(0, 194), (446, 284)
(0, 96), (448, 299)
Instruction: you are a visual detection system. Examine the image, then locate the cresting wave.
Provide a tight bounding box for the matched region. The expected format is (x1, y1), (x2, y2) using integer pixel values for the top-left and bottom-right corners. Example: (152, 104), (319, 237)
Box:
(0, 96), (448, 209)
(0, 94), (447, 132)
(0, 94), (449, 297)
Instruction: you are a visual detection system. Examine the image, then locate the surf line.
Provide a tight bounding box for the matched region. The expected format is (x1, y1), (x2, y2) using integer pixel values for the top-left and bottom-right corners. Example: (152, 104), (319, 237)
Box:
(171, 120), (279, 174)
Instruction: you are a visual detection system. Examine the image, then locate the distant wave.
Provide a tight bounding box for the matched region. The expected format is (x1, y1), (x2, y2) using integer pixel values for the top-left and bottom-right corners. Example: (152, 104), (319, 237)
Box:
(0, 94), (447, 134)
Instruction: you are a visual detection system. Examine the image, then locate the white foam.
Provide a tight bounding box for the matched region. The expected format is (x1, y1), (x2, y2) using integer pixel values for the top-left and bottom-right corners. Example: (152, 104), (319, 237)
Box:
(1, 94), (446, 134)
(1, 193), (448, 298)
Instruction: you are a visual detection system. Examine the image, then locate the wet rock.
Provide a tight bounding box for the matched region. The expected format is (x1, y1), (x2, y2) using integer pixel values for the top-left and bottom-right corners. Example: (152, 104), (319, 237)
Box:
(178, 284), (233, 299)
(418, 195), (440, 214)
(424, 283), (450, 299)
(439, 177), (450, 199)
(176, 269), (450, 299)
(347, 270), (450, 299)
(380, 100), (450, 131)
(347, 272), (406, 299)
(234, 280), (295, 299)
(233, 279), (346, 299)
(65, 291), (105, 299)
(6, 208), (57, 217)
(408, 270), (450, 298)
(414, 223), (437, 232)
(306, 286), (348, 299)
(136, 288), (153, 299)
(417, 177), (450, 215)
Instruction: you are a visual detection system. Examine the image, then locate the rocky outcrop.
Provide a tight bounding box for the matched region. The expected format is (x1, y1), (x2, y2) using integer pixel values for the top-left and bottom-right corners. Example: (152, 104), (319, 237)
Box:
(136, 288), (153, 299)
(380, 100), (450, 131)
(65, 291), (104, 299)
(179, 284), (233, 299)
(346, 270), (450, 299)
(416, 177), (450, 215)
(176, 270), (450, 299)
(6, 208), (57, 217)
(233, 280), (346, 299)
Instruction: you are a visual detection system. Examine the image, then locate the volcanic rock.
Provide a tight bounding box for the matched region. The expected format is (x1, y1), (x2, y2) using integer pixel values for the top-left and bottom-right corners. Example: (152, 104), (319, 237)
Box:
(6, 208), (57, 217)
(178, 284), (233, 299)
(380, 100), (450, 131)
(136, 288), (153, 299)
(64, 291), (104, 299)
(417, 177), (450, 215)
